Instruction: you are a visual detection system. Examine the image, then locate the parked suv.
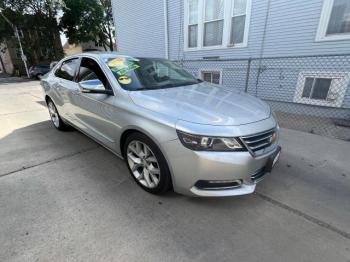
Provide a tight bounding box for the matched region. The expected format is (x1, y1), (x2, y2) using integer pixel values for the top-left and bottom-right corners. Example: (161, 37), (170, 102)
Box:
(29, 65), (50, 79)
(41, 53), (281, 197)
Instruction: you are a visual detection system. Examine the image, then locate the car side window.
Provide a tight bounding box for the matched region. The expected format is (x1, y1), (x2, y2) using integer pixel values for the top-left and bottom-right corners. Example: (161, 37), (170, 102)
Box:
(77, 57), (111, 90)
(55, 58), (79, 81)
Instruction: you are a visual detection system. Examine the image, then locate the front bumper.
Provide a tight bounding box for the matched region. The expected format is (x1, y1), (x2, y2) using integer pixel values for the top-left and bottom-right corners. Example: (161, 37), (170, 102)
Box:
(161, 137), (281, 197)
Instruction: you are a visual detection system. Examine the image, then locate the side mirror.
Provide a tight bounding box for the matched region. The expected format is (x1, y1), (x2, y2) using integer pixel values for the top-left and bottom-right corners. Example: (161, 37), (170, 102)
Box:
(50, 61), (58, 69)
(78, 79), (113, 95)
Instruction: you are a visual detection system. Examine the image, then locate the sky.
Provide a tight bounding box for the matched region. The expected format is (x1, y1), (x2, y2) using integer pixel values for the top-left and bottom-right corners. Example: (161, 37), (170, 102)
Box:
(57, 10), (67, 46)
(60, 32), (67, 46)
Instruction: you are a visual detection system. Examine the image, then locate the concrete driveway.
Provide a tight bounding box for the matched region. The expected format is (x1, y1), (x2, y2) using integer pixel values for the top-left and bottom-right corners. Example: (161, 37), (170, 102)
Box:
(1, 80), (350, 262)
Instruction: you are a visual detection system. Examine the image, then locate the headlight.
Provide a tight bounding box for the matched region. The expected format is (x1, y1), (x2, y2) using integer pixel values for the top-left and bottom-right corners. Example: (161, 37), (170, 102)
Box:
(177, 130), (245, 151)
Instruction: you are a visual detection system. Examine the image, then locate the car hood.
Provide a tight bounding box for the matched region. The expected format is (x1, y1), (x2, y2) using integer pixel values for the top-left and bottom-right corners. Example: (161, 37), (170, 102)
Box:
(128, 82), (271, 126)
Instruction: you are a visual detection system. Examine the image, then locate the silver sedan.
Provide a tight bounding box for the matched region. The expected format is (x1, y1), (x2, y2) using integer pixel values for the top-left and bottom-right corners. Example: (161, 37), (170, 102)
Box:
(41, 52), (281, 197)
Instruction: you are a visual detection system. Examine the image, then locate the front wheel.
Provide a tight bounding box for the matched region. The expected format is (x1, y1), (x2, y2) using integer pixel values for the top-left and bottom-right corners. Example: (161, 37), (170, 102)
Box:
(124, 132), (172, 194)
(47, 99), (69, 131)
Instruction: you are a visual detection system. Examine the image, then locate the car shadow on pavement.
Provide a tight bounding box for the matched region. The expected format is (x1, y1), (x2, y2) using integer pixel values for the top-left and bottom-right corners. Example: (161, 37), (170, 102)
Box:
(0, 120), (257, 203)
(36, 101), (47, 108)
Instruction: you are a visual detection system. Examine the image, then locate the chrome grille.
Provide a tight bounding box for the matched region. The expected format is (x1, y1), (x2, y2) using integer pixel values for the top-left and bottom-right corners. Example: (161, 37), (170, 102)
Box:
(240, 129), (277, 155)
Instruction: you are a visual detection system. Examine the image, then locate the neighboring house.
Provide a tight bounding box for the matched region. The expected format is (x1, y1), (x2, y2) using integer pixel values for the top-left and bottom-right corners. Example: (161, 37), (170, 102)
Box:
(63, 41), (116, 56)
(0, 15), (63, 76)
(80, 41), (117, 52)
(112, 0), (350, 127)
(0, 42), (13, 74)
(63, 42), (83, 56)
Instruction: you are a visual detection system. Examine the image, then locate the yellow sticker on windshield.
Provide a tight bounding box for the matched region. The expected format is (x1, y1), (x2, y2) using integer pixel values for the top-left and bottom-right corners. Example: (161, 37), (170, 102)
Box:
(108, 57), (140, 75)
(108, 57), (125, 67)
(118, 76), (132, 85)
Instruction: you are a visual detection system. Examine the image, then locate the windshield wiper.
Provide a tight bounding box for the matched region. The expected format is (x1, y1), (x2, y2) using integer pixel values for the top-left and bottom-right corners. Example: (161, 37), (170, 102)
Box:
(133, 81), (200, 91)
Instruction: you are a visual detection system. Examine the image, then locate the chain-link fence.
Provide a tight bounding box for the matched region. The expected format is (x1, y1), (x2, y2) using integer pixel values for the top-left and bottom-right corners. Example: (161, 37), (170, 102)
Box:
(176, 54), (350, 140)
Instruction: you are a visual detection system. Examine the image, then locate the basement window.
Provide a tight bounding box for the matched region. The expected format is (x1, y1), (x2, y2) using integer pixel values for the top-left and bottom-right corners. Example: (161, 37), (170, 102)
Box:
(201, 70), (221, 84)
(294, 72), (350, 107)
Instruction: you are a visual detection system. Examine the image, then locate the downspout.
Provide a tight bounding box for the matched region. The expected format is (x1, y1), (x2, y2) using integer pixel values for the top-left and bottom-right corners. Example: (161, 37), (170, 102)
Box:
(163, 0), (169, 59)
(255, 0), (271, 96)
(259, 0), (271, 61)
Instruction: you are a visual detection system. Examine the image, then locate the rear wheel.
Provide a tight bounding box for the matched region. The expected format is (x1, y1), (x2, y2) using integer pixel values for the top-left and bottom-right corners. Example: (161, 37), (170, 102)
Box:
(47, 99), (69, 131)
(124, 132), (172, 194)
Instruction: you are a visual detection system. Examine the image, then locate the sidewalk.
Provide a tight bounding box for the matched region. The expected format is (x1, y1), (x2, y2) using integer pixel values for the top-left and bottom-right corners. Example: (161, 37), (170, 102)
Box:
(0, 75), (33, 84)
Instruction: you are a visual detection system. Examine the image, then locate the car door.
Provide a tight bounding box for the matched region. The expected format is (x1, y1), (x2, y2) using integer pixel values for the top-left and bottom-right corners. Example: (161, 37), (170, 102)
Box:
(53, 57), (80, 122)
(72, 56), (118, 149)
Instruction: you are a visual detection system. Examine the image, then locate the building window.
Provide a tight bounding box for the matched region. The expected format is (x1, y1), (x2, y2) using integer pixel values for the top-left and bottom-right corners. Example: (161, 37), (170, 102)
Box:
(188, 0), (198, 48)
(200, 70), (221, 84)
(301, 78), (332, 100)
(184, 0), (251, 50)
(294, 72), (350, 107)
(316, 0), (350, 41)
(203, 0), (224, 47)
(230, 0), (247, 45)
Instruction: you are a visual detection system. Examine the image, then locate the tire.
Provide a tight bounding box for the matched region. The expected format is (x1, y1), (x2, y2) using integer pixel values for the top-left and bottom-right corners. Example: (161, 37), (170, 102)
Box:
(123, 132), (172, 194)
(47, 99), (70, 131)
(36, 74), (43, 80)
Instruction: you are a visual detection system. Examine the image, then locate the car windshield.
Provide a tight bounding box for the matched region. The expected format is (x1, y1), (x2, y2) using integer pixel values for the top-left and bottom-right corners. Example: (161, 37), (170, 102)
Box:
(105, 57), (201, 90)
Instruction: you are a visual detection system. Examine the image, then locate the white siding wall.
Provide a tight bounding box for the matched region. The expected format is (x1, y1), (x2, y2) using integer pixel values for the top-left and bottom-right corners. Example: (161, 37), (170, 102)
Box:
(261, 0), (350, 57)
(113, 0), (350, 59)
(112, 0), (166, 58)
(168, 0), (350, 59)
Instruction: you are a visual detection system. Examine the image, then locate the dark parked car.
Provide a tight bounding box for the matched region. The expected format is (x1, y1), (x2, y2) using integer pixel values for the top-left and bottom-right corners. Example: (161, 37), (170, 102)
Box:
(29, 65), (50, 79)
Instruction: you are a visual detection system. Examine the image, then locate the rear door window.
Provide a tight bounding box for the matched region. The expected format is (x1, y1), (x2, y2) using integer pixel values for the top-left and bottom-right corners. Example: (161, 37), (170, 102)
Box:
(55, 58), (79, 81)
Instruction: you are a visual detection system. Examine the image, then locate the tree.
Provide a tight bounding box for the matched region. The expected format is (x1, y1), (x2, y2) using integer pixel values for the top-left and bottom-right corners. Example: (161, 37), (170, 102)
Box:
(99, 0), (115, 51)
(60, 0), (115, 51)
(0, 0), (65, 44)
(0, 0), (64, 64)
(0, 8), (14, 43)
(0, 0), (64, 18)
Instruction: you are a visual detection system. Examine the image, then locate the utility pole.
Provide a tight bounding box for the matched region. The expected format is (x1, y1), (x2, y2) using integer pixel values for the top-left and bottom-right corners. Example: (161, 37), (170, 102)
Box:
(0, 9), (30, 78)
(14, 27), (29, 77)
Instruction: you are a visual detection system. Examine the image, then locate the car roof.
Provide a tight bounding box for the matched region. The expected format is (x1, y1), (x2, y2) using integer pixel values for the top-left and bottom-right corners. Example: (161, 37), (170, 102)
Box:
(64, 52), (165, 61)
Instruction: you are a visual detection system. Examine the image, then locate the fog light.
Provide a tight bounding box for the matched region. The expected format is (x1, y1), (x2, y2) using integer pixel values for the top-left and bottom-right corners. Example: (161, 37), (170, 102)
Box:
(195, 179), (243, 190)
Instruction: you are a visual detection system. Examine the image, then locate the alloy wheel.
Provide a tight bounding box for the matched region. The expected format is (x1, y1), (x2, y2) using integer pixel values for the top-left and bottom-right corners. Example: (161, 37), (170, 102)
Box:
(127, 140), (161, 188)
(48, 101), (60, 128)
